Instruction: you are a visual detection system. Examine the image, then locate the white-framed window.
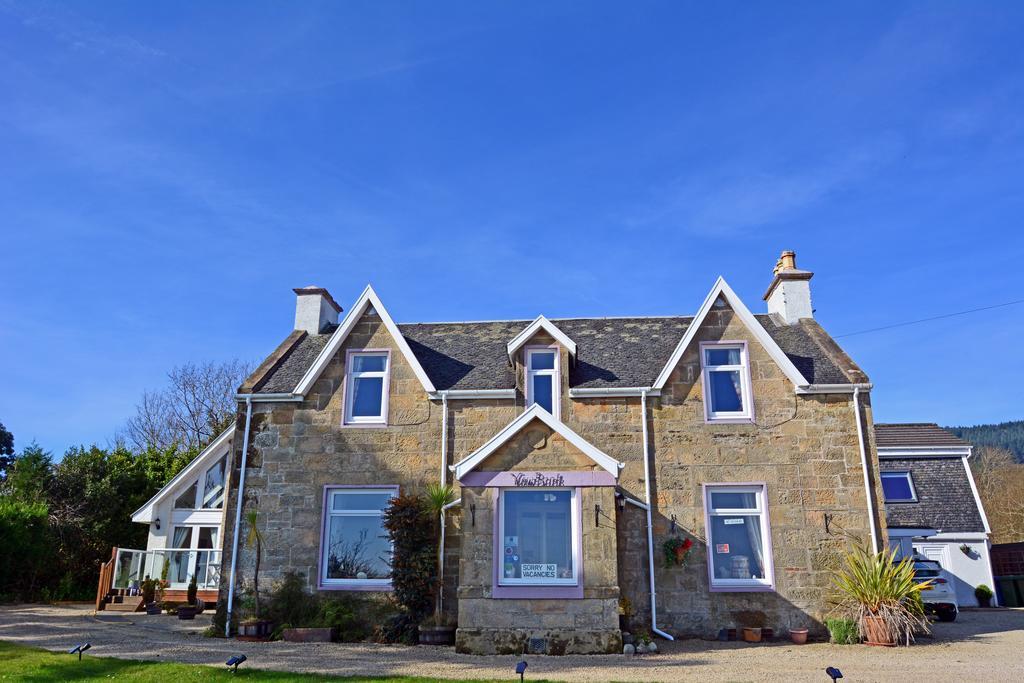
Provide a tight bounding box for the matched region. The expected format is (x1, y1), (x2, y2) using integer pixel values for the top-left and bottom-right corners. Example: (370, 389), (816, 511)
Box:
(880, 471), (917, 503)
(703, 484), (774, 590)
(700, 342), (754, 422)
(344, 351), (390, 425)
(320, 487), (396, 588)
(172, 456), (226, 510)
(526, 347), (559, 417)
(498, 488), (578, 586)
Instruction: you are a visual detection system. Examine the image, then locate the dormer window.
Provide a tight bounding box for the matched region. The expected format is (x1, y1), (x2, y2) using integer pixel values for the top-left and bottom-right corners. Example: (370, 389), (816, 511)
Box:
(344, 350), (390, 426)
(526, 347), (560, 418)
(700, 342), (754, 422)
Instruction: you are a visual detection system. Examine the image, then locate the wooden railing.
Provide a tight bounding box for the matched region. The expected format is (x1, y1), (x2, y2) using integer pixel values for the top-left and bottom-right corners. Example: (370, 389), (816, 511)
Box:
(94, 547), (117, 611)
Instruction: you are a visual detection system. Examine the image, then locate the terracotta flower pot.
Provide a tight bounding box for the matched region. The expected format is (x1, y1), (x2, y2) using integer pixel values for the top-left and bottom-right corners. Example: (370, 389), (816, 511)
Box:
(863, 615), (895, 647)
(789, 628), (808, 644)
(742, 627), (762, 643)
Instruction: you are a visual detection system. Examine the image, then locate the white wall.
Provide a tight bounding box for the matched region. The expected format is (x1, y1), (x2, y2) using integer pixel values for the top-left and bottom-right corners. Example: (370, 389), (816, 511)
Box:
(913, 536), (996, 607)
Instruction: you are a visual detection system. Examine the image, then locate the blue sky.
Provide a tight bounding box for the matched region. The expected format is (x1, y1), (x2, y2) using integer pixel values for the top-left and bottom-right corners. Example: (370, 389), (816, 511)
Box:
(2, 1), (1023, 455)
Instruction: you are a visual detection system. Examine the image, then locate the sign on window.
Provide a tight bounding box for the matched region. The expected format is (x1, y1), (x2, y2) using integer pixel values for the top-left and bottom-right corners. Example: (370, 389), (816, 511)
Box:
(520, 563), (558, 579)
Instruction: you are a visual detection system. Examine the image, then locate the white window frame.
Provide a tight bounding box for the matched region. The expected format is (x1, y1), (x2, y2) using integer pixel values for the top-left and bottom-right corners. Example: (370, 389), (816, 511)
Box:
(703, 483), (774, 591)
(319, 487), (397, 589)
(343, 350), (390, 426)
(700, 341), (754, 423)
(172, 456), (226, 511)
(525, 346), (560, 419)
(200, 456), (226, 509)
(880, 471), (918, 503)
(497, 487), (579, 587)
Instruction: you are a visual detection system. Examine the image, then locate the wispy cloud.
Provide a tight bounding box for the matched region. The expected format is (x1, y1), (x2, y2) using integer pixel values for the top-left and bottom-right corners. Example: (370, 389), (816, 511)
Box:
(0, 0), (166, 58)
(624, 134), (905, 236)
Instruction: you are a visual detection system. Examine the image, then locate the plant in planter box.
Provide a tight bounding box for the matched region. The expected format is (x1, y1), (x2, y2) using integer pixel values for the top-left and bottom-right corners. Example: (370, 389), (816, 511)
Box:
(975, 584), (994, 608)
(833, 545), (931, 646)
(662, 537), (693, 568)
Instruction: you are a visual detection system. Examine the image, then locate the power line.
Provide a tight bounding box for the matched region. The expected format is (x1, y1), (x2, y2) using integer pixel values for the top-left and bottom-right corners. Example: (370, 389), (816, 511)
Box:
(835, 298), (1024, 339)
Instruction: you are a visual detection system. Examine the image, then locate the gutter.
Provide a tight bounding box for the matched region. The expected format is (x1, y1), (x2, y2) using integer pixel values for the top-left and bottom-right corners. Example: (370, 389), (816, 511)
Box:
(795, 383), (873, 395)
(428, 389), (516, 400)
(570, 387), (662, 398)
(225, 395), (254, 637)
(234, 392), (304, 402)
(640, 389), (673, 641)
(852, 387), (880, 554)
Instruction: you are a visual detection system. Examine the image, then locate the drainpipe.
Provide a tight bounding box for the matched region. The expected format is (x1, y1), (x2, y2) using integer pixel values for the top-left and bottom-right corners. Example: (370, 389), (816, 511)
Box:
(438, 498), (461, 615)
(437, 391), (450, 616)
(225, 395), (254, 637)
(853, 387), (880, 554)
(641, 389), (673, 641)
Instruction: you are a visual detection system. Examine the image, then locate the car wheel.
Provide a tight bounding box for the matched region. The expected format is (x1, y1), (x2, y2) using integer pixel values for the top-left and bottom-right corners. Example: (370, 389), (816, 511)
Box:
(937, 610), (957, 622)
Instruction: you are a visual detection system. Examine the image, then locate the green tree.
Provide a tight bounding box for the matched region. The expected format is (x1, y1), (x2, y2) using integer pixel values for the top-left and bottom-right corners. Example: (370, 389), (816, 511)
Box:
(0, 421), (13, 481)
(0, 498), (51, 600)
(2, 444), (52, 501)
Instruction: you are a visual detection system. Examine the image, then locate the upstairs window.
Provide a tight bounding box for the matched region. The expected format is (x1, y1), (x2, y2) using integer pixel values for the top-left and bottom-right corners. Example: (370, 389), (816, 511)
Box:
(344, 351), (390, 425)
(881, 471), (917, 502)
(526, 348), (559, 417)
(700, 342), (753, 422)
(201, 457), (226, 509)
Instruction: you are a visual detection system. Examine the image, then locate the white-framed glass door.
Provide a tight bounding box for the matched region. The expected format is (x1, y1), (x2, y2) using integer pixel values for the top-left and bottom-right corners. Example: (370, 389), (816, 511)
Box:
(168, 525), (220, 588)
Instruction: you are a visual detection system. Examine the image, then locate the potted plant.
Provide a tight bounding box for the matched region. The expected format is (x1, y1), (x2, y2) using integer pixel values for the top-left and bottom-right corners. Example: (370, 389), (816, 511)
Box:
(833, 545), (931, 646)
(178, 576), (198, 620)
(825, 617), (858, 644)
(789, 627), (808, 644)
(141, 577), (161, 615)
(239, 509), (273, 638)
(417, 483), (458, 646)
(662, 537), (693, 568)
(975, 584), (994, 608)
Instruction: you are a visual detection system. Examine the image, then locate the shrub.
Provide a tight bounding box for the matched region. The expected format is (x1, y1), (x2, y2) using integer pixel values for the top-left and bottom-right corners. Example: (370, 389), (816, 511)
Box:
(832, 545), (931, 646)
(265, 572), (320, 628)
(186, 576), (198, 606)
(826, 618), (859, 644)
(381, 494), (436, 642)
(975, 584), (994, 600)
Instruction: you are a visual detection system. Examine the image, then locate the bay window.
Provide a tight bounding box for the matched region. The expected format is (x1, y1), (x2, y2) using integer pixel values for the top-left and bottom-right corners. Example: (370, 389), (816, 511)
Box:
(703, 484), (774, 590)
(498, 488), (577, 586)
(344, 351), (390, 425)
(526, 348), (559, 417)
(700, 342), (753, 422)
(320, 487), (396, 589)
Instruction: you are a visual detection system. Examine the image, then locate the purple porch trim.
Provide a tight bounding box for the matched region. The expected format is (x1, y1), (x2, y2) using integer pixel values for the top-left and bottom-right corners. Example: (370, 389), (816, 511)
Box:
(701, 481), (776, 592)
(699, 340), (756, 425)
(460, 470), (616, 488)
(317, 484), (399, 592)
(491, 487), (584, 600)
(341, 348), (392, 427)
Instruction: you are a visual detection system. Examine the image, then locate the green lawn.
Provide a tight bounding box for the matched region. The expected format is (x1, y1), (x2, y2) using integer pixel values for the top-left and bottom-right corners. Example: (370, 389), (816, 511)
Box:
(0, 641), (503, 682)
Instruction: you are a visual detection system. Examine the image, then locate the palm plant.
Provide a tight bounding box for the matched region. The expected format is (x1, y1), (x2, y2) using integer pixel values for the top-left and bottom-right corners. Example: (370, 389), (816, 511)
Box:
(245, 509), (264, 619)
(425, 482), (457, 626)
(833, 544), (931, 646)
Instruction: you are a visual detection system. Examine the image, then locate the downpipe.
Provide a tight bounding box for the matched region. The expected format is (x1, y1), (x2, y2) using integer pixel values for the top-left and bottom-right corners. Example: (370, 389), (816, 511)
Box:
(641, 389), (673, 641)
(853, 387), (880, 554)
(225, 395), (254, 637)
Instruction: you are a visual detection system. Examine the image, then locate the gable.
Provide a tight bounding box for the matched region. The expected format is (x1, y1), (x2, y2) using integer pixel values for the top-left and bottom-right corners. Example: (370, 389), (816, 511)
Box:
(507, 316), (577, 358)
(293, 285), (435, 397)
(652, 277), (810, 390)
(451, 405), (624, 480)
(131, 426), (234, 523)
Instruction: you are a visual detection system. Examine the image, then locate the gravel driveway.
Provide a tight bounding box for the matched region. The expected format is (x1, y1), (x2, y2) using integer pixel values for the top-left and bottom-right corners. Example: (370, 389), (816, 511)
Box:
(1, 604), (1022, 682)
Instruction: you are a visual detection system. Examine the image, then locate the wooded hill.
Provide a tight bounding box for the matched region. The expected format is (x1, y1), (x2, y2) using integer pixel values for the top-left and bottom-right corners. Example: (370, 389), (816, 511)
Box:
(947, 420), (1024, 462)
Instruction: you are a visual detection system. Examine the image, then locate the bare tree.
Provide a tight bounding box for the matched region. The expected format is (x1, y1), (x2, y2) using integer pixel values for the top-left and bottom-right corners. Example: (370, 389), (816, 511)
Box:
(971, 446), (1024, 544)
(122, 359), (251, 452)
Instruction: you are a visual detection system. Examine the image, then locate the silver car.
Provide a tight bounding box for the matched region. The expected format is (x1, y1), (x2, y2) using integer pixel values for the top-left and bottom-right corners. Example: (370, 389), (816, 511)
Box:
(912, 557), (959, 622)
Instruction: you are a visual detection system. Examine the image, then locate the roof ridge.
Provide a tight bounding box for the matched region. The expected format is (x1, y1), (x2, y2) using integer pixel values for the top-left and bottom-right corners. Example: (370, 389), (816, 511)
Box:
(399, 314), (695, 326)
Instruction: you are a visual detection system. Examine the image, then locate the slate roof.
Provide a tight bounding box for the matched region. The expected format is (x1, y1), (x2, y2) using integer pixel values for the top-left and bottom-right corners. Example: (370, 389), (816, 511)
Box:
(874, 423), (971, 449)
(253, 313), (854, 393)
(879, 457), (986, 533)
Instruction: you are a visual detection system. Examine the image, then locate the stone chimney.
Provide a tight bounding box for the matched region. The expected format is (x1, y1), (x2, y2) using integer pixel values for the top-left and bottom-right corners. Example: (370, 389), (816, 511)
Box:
(293, 286), (342, 334)
(763, 250), (814, 324)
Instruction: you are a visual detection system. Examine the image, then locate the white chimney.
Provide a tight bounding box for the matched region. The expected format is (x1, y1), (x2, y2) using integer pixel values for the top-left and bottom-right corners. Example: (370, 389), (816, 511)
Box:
(293, 286), (342, 334)
(763, 250), (814, 324)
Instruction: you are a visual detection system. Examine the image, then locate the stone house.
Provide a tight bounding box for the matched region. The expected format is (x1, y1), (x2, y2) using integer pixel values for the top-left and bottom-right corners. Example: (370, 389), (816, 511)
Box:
(215, 251), (889, 654)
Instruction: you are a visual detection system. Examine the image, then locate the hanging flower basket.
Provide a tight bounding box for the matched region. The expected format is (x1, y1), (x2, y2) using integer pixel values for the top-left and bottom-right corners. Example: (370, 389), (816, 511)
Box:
(663, 537), (693, 568)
